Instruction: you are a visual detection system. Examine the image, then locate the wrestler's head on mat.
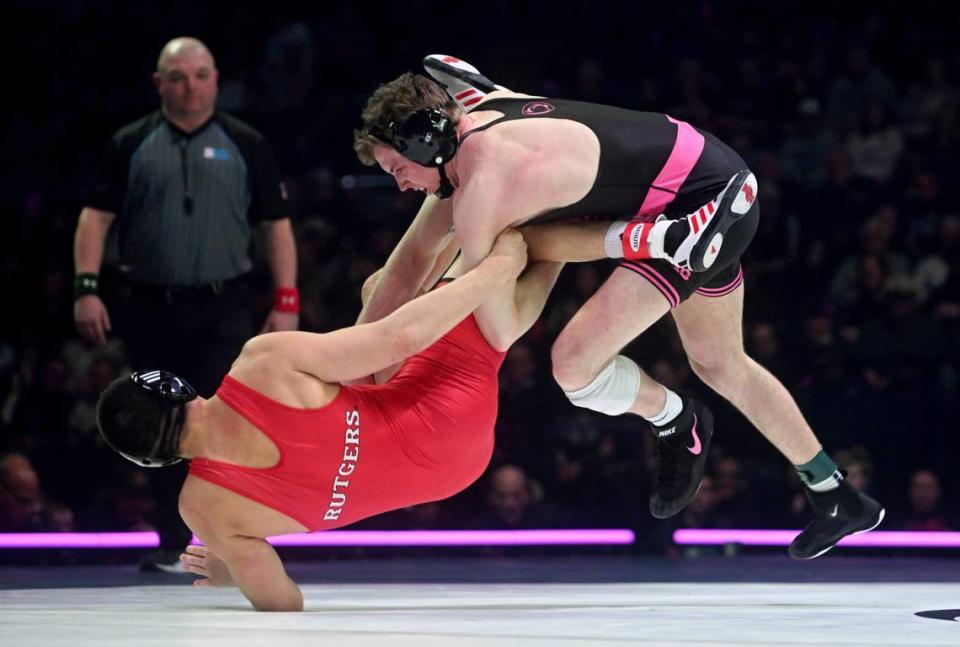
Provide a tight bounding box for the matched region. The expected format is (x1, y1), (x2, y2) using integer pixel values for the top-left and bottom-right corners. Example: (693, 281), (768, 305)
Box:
(97, 370), (196, 468)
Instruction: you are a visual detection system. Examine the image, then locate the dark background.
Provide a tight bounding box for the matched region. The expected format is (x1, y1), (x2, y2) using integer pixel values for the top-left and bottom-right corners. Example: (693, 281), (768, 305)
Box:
(2, 0), (959, 553)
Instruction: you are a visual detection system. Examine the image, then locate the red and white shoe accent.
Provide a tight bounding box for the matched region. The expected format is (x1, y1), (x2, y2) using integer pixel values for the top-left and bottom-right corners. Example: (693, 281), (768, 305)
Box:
(669, 169), (757, 272)
(423, 54), (508, 112)
(621, 221), (654, 259)
(619, 216), (668, 261)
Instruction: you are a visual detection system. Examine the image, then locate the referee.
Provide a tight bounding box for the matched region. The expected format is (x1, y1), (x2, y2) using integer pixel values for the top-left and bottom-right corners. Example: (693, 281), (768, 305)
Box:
(72, 37), (299, 572)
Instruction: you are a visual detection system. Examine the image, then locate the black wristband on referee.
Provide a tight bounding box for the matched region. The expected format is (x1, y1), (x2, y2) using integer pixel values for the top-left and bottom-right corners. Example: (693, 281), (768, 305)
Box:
(74, 273), (99, 300)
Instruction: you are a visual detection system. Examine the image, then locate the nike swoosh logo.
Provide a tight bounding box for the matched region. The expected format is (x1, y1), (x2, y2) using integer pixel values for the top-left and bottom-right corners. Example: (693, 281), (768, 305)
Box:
(828, 504), (839, 518)
(687, 413), (702, 455)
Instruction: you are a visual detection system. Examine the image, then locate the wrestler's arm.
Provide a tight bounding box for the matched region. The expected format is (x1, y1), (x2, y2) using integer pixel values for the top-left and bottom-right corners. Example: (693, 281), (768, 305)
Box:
(364, 245), (563, 358)
(454, 171), (560, 350)
(179, 504), (303, 611)
(358, 236), (463, 385)
(355, 194), (454, 325)
(208, 535), (302, 611)
(510, 260), (565, 339)
(247, 231), (526, 384)
(419, 235), (462, 293)
(360, 237), (460, 309)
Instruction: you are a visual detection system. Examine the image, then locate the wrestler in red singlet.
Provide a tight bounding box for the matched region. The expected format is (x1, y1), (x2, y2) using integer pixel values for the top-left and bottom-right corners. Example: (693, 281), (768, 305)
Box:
(188, 313), (505, 530)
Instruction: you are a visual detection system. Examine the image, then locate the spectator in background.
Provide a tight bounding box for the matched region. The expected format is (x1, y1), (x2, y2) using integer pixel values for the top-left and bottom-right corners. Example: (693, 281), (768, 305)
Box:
(805, 149), (878, 259)
(924, 216), (960, 385)
(366, 501), (455, 532)
(854, 276), (945, 474)
(794, 313), (879, 451)
(0, 453), (74, 532)
(845, 100), (904, 186)
(472, 464), (557, 530)
(901, 59), (959, 142)
(668, 58), (720, 132)
(827, 215), (910, 326)
(854, 276), (941, 398)
(666, 474), (730, 557)
(71, 37), (299, 572)
(676, 475), (721, 528)
(261, 18), (315, 115)
(744, 151), (800, 315)
(711, 455), (759, 528)
(910, 105), (960, 198)
(827, 47), (898, 136)
(896, 469), (953, 531)
(492, 341), (557, 479)
(779, 97), (835, 194)
(832, 446), (874, 495)
(900, 171), (946, 256)
(498, 341), (556, 429)
(78, 469), (154, 533)
(747, 321), (797, 388)
(915, 214), (960, 301)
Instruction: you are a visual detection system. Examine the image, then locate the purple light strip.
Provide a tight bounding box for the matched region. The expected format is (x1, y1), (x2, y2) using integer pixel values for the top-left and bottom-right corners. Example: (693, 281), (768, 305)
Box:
(673, 529), (960, 548)
(269, 529), (635, 547)
(0, 529), (635, 549)
(0, 532), (161, 549)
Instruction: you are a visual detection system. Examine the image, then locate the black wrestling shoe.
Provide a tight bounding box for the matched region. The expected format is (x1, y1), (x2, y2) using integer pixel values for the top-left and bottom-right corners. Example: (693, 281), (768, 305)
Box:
(423, 54), (503, 111)
(649, 399), (714, 519)
(789, 479), (885, 559)
(664, 169), (757, 272)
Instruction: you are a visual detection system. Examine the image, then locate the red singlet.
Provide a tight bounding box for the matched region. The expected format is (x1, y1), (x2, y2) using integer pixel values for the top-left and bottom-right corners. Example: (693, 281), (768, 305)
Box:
(188, 315), (506, 531)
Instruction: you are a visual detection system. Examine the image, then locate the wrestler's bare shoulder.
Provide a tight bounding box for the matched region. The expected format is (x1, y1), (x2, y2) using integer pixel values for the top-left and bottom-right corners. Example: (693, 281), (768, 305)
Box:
(229, 335), (341, 409)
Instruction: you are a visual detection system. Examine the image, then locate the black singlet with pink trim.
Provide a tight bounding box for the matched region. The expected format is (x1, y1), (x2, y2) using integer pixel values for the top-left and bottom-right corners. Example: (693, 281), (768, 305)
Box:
(461, 97), (746, 222)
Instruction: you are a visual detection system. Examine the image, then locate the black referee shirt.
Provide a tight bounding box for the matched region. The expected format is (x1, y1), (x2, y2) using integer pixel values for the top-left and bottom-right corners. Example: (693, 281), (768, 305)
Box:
(87, 111), (289, 286)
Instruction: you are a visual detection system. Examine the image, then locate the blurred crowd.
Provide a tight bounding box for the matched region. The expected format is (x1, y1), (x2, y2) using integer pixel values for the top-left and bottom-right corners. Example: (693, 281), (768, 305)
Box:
(1, 2), (958, 551)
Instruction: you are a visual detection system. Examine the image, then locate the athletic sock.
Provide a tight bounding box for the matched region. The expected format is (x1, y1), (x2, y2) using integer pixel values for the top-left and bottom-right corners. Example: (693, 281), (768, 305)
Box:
(795, 450), (843, 492)
(603, 221), (629, 258)
(643, 386), (684, 427)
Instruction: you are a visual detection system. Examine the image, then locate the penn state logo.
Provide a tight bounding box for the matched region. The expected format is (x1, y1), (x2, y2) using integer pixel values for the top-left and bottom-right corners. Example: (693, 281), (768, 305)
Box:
(522, 102), (555, 116)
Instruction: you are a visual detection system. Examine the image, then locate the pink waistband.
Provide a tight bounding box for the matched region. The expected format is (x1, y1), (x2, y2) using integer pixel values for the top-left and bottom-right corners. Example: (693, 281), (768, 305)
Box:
(636, 116), (705, 217)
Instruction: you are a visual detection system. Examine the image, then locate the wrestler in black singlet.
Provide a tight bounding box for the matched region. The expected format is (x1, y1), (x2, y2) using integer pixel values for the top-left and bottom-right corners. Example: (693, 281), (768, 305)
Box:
(463, 97), (761, 307)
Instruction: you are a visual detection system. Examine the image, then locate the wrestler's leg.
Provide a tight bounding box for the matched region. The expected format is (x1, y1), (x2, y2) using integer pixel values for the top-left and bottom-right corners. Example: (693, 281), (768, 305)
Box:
(551, 266), (671, 416)
(671, 285), (822, 463)
(672, 286), (884, 558)
(551, 266), (716, 519)
(520, 221), (608, 263)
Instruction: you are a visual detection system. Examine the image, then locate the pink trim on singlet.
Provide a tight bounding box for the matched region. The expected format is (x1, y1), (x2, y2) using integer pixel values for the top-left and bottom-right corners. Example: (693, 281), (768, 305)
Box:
(636, 116), (706, 218)
(620, 261), (680, 308)
(695, 265), (744, 297)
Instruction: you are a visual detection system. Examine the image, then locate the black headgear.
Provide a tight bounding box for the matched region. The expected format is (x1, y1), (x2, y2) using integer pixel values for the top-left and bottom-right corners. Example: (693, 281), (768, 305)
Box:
(375, 108), (459, 167)
(373, 108), (458, 199)
(97, 370), (198, 468)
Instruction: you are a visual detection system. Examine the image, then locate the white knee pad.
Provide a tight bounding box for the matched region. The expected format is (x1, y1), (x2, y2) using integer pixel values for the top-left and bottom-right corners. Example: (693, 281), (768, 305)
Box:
(563, 355), (641, 416)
